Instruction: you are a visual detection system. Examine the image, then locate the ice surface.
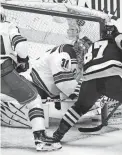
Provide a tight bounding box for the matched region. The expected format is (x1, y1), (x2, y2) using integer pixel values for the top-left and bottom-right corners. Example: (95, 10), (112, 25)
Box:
(1, 122), (122, 155)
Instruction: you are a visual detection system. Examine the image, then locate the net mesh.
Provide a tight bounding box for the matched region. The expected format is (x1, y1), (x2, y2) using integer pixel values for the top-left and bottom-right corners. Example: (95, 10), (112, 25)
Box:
(1, 1), (122, 128)
(3, 2), (101, 59)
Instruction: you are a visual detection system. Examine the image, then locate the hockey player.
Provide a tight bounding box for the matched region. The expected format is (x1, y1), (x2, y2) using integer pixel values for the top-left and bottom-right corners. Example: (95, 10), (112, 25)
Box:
(30, 43), (79, 102)
(28, 36), (91, 109)
(0, 7), (61, 151)
(52, 23), (122, 141)
(29, 35), (92, 102)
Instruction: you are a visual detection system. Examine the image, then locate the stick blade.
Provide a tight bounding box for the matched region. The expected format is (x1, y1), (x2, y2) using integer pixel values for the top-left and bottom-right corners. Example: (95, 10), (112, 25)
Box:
(78, 124), (103, 132)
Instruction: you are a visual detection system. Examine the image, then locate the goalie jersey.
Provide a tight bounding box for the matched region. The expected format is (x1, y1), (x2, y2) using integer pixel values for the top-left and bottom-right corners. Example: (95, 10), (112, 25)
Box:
(30, 44), (78, 98)
(83, 34), (122, 80)
(0, 21), (27, 64)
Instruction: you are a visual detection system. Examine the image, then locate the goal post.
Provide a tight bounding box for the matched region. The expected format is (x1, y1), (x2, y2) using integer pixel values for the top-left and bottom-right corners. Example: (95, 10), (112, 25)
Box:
(1, 2), (108, 22)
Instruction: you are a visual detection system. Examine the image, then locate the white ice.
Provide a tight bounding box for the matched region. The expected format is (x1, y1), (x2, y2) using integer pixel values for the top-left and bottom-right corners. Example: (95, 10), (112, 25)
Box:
(1, 124), (122, 155)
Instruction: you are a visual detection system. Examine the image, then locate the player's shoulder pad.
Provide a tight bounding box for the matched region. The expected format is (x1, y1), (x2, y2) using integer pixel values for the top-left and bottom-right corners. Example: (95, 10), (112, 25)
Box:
(59, 44), (77, 59)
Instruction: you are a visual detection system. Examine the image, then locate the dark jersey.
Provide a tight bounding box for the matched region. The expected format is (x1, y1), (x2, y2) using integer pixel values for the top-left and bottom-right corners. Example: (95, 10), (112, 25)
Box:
(83, 39), (122, 80)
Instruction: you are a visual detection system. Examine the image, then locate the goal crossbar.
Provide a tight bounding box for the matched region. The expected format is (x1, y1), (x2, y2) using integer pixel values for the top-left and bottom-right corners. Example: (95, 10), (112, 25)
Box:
(1, 2), (105, 23)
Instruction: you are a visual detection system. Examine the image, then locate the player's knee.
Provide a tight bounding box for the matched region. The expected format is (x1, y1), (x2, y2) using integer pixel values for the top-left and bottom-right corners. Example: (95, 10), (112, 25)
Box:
(71, 105), (82, 116)
(74, 100), (94, 115)
(27, 94), (43, 110)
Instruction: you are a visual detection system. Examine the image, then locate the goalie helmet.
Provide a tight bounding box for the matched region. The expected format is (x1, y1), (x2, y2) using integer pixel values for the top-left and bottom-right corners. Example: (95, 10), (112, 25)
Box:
(0, 6), (6, 22)
(101, 23), (119, 40)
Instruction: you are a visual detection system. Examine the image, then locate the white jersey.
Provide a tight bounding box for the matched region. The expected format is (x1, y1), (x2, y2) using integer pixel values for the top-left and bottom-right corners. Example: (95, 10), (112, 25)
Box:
(0, 21), (27, 64)
(31, 44), (78, 97)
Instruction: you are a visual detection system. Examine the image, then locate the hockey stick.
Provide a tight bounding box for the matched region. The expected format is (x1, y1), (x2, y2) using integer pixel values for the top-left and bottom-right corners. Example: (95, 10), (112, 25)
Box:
(78, 101), (122, 132)
(42, 98), (75, 104)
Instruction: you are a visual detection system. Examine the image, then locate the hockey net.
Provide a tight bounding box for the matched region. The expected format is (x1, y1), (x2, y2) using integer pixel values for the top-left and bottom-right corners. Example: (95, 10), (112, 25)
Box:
(1, 1), (122, 128)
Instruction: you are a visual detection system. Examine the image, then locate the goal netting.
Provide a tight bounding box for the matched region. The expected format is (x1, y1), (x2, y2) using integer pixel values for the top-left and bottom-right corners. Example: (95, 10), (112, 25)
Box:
(1, 1), (122, 128)
(2, 1), (109, 59)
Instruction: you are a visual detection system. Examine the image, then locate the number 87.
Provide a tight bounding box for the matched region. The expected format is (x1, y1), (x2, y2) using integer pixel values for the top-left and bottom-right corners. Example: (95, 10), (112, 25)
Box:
(84, 40), (108, 64)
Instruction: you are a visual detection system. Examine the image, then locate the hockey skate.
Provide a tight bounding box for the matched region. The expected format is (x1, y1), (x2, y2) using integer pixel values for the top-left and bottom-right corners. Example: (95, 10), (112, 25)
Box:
(53, 128), (64, 142)
(53, 121), (70, 142)
(33, 130), (62, 151)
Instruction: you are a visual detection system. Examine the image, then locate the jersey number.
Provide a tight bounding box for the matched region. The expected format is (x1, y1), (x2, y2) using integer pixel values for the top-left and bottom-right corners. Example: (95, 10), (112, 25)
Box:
(84, 40), (108, 64)
(61, 58), (69, 68)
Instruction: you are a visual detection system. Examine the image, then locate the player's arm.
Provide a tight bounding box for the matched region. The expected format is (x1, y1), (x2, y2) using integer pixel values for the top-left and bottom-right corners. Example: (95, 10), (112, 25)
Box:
(49, 52), (78, 97)
(115, 33), (122, 50)
(9, 23), (29, 72)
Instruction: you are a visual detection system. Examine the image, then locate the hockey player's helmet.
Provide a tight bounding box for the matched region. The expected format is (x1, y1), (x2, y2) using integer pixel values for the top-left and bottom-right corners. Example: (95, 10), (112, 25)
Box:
(74, 36), (92, 53)
(79, 36), (92, 50)
(74, 36), (92, 70)
(101, 24), (119, 40)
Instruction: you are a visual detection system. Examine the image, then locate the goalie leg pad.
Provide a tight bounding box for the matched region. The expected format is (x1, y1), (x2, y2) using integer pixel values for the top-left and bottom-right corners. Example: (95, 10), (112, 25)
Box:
(1, 68), (37, 105)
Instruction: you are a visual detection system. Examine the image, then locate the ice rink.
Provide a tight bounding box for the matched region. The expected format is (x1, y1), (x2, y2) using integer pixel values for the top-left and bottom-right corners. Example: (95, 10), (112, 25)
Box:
(1, 120), (122, 155)
(1, 1), (122, 155)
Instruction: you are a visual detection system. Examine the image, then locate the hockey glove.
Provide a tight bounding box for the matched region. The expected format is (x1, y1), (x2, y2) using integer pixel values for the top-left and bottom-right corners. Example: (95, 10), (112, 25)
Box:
(16, 55), (29, 73)
(69, 93), (78, 100)
(53, 96), (61, 110)
(55, 102), (61, 110)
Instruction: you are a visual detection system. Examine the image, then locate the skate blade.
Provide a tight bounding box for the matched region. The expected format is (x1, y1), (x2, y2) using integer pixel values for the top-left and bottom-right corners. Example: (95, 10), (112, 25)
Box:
(36, 142), (62, 151)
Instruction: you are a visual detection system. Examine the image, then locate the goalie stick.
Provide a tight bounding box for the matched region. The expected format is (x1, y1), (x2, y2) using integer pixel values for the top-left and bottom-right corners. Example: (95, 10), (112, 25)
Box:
(78, 101), (122, 132)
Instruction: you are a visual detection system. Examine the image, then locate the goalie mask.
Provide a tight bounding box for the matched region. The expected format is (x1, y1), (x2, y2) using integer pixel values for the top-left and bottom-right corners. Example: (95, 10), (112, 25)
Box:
(101, 24), (119, 40)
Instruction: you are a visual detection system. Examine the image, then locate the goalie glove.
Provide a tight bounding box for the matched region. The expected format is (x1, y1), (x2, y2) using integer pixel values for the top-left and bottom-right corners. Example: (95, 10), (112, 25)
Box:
(69, 79), (83, 100)
(16, 55), (29, 73)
